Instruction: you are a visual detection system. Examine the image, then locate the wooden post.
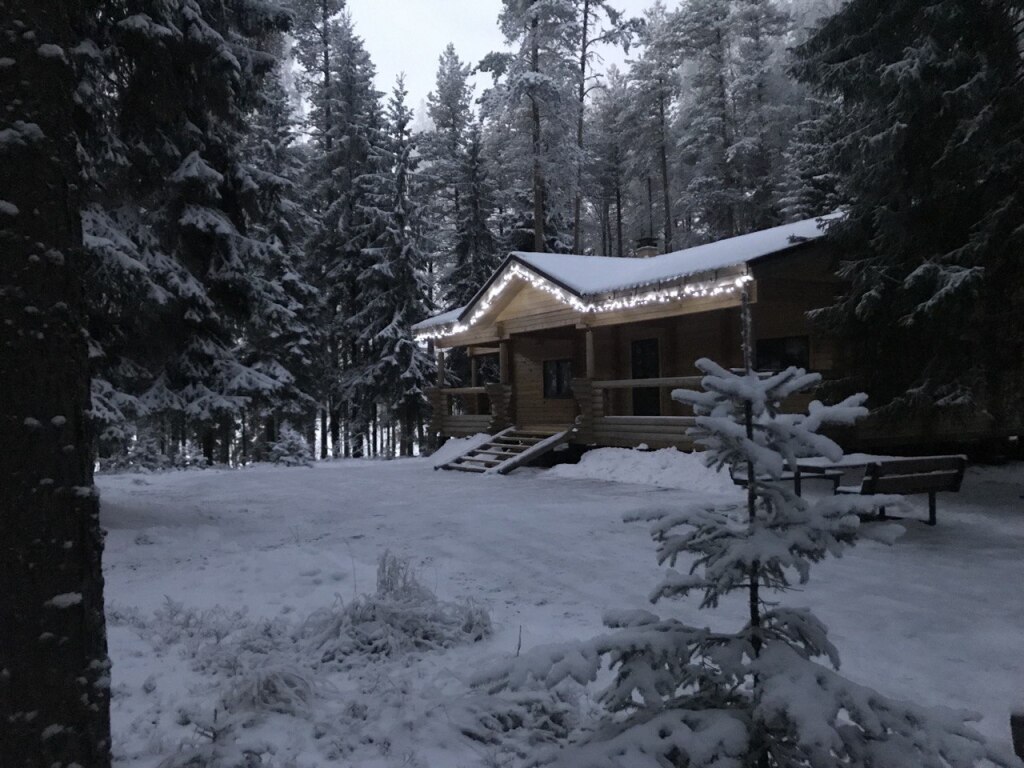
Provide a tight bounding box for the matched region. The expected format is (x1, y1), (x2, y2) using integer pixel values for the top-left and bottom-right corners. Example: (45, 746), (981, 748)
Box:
(499, 341), (511, 386)
(436, 348), (446, 387)
(470, 354), (479, 387)
(573, 378), (594, 443)
(585, 328), (595, 379)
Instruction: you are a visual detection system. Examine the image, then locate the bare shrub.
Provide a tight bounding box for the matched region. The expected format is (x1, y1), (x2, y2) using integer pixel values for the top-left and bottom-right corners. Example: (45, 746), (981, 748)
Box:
(224, 665), (317, 717)
(301, 551), (492, 667)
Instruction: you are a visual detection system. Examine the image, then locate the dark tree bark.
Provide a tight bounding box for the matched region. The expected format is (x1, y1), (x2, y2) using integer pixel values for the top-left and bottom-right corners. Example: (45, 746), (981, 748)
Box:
(529, 5), (546, 252)
(219, 416), (231, 465)
(317, 405), (325, 460)
(657, 87), (673, 252)
(201, 427), (215, 465)
(0, 2), (112, 765)
(615, 178), (623, 256)
(572, 0), (592, 253)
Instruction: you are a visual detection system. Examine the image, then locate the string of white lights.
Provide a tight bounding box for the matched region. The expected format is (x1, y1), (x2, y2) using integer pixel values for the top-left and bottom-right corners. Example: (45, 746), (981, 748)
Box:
(414, 261), (754, 341)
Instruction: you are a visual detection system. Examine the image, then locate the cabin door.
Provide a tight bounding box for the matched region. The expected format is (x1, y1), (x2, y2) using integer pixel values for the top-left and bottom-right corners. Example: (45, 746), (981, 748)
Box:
(631, 338), (661, 416)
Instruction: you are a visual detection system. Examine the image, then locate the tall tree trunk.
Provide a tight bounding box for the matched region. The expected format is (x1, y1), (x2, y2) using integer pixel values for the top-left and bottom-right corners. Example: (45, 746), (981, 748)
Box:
(716, 28), (735, 237)
(647, 175), (655, 238)
(615, 177), (624, 256)
(657, 87), (673, 252)
(1, 3), (112, 763)
(573, 0), (592, 253)
(600, 197), (609, 256)
(529, 6), (546, 252)
(201, 427), (215, 465)
(320, 0), (333, 153)
(329, 401), (341, 458)
(319, 406), (327, 459)
(219, 415), (231, 465)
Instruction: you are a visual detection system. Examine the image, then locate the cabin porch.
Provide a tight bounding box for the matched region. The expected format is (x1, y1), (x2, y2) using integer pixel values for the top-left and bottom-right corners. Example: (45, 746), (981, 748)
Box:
(426, 304), (825, 451)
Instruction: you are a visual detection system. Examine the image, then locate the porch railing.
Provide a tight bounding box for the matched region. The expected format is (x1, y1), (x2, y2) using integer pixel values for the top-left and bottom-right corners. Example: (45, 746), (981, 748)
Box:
(573, 377), (698, 449)
(427, 383), (515, 439)
(572, 374), (820, 449)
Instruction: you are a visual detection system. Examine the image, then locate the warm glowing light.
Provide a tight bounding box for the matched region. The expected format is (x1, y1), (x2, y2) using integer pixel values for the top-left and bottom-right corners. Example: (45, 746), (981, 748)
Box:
(414, 262), (754, 341)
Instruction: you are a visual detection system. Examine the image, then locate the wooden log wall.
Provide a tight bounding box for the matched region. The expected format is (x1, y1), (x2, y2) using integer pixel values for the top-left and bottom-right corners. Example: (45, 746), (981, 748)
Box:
(512, 334), (582, 428)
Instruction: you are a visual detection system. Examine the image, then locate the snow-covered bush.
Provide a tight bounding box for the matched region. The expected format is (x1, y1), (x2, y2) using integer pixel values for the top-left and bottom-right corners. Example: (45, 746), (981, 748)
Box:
(170, 440), (209, 470)
(474, 359), (1015, 767)
(98, 431), (173, 473)
(268, 422), (313, 467)
(225, 664), (318, 717)
(301, 551), (491, 667)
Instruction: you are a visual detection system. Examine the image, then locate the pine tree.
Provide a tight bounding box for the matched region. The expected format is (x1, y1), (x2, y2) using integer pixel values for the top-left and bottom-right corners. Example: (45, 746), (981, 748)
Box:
(626, 2), (680, 251)
(675, 0), (739, 241)
(728, 0), (791, 231)
(475, 342), (1015, 766)
(347, 78), (435, 456)
(793, 0), (1024, 425)
(590, 68), (631, 256)
(483, 0), (578, 253)
(446, 121), (500, 311)
(568, 0), (635, 253)
(420, 43), (474, 297)
(1, 2), (111, 763)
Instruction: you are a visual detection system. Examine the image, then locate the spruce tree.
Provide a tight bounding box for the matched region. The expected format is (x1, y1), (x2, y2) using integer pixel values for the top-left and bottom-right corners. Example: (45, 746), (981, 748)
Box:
(776, 98), (844, 223)
(348, 78), (434, 456)
(793, 0), (1024, 425)
(728, 0), (790, 232)
(81, 0), (294, 464)
(421, 43), (474, 295)
(476, 351), (1015, 766)
(239, 66), (320, 457)
(446, 121), (500, 311)
(295, 7), (382, 456)
(1, 2), (111, 763)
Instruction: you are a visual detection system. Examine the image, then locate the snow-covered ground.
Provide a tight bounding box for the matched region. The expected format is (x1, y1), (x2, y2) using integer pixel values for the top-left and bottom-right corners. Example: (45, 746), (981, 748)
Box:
(99, 451), (1024, 766)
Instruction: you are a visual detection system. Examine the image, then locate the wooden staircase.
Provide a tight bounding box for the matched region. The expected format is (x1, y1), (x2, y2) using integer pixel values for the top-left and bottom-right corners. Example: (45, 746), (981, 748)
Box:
(438, 425), (573, 475)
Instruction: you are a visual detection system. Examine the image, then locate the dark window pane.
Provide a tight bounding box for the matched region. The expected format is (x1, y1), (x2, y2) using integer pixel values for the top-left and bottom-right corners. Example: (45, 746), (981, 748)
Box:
(755, 336), (810, 372)
(543, 359), (573, 398)
(631, 338), (660, 379)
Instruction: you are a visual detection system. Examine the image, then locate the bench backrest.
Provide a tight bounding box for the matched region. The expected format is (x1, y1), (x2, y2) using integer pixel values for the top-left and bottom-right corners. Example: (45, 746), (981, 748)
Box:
(861, 455), (967, 495)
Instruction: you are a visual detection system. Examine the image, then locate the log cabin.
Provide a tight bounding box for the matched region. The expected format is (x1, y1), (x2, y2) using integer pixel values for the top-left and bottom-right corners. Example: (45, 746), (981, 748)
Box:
(413, 214), (1006, 472)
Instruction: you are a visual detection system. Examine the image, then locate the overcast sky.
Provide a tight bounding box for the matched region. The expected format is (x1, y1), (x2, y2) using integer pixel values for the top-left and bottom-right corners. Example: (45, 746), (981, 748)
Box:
(345, 0), (656, 120)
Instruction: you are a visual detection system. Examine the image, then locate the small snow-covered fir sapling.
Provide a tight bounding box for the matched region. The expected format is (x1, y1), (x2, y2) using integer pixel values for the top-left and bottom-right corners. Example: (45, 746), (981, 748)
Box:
(268, 422), (313, 467)
(474, 359), (1018, 767)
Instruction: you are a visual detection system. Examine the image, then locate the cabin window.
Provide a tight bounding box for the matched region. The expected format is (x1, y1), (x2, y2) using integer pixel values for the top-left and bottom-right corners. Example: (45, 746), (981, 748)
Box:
(475, 353), (500, 385)
(543, 359), (573, 399)
(755, 336), (810, 372)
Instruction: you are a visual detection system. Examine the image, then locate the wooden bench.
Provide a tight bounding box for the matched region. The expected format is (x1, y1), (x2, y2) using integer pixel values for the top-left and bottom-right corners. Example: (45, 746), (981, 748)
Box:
(836, 455), (967, 526)
(731, 465), (845, 497)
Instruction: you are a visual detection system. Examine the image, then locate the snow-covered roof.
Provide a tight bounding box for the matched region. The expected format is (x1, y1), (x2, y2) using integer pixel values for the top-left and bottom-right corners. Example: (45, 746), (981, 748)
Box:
(512, 213), (841, 296)
(412, 213), (840, 335)
(414, 305), (465, 331)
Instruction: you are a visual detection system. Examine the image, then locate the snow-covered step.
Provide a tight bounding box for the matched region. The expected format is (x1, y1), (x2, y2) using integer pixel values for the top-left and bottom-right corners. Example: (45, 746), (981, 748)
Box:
(438, 425), (575, 475)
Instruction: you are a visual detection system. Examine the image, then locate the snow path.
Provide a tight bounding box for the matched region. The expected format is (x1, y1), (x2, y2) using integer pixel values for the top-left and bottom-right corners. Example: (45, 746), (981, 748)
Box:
(99, 459), (1024, 765)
